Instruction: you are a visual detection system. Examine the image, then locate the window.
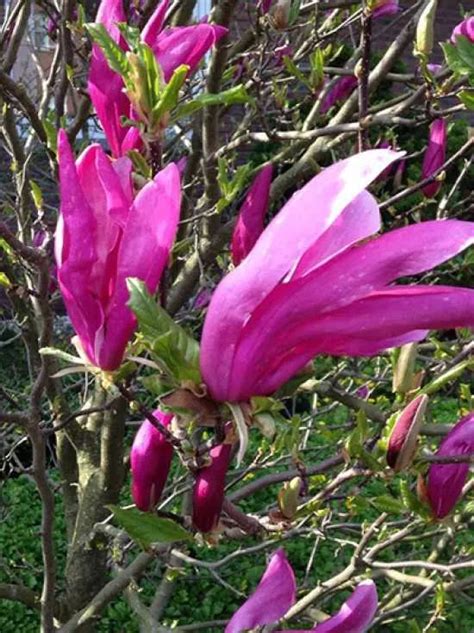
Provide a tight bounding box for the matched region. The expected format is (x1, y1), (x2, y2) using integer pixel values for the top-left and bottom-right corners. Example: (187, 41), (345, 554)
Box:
(194, 0), (212, 20)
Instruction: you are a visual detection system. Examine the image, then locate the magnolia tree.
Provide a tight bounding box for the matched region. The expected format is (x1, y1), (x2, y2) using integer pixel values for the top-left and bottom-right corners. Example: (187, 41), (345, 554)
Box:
(1, 0), (474, 631)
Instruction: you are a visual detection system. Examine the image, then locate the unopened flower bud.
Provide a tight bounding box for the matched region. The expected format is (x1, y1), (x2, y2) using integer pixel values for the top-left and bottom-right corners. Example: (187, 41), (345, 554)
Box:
(392, 343), (418, 395)
(131, 410), (174, 512)
(427, 413), (474, 519)
(254, 413), (276, 439)
(387, 394), (428, 472)
(415, 0), (438, 58)
(192, 441), (232, 533)
(271, 0), (291, 29)
(278, 476), (302, 519)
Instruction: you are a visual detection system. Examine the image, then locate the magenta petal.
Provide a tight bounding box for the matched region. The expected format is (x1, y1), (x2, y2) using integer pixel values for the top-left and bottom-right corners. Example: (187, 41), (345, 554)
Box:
(153, 24), (228, 81)
(227, 220), (474, 400)
(421, 119), (447, 198)
(310, 580), (377, 633)
(225, 549), (296, 633)
(55, 130), (103, 365)
(98, 163), (181, 370)
(192, 442), (232, 533)
(451, 17), (474, 44)
(200, 149), (402, 401)
(427, 413), (474, 519)
(231, 165), (273, 266)
(320, 75), (357, 114)
(291, 190), (381, 279)
(141, 0), (170, 46)
(131, 410), (174, 511)
(95, 0), (126, 32)
(372, 0), (399, 19)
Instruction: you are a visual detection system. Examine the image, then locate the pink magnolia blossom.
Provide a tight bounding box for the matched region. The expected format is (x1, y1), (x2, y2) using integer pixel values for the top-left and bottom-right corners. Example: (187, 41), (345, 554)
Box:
(371, 0), (399, 19)
(192, 441), (232, 533)
(89, 0), (227, 157)
(421, 118), (447, 198)
(231, 165), (273, 266)
(226, 549), (378, 633)
(131, 410), (174, 511)
(451, 17), (474, 44)
(55, 129), (181, 370)
(427, 412), (474, 519)
(200, 149), (474, 403)
(260, 0), (273, 13)
(320, 75), (358, 114)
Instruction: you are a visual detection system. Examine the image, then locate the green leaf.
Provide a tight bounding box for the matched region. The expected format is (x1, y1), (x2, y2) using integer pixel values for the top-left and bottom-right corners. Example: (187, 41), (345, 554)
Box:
(399, 479), (430, 518)
(442, 40), (474, 78)
(283, 55), (310, 88)
(288, 0), (302, 25)
(42, 118), (58, 154)
(108, 505), (193, 549)
(173, 85), (251, 120)
(85, 23), (130, 76)
(116, 22), (141, 50)
(372, 494), (405, 514)
(0, 272), (11, 288)
(458, 89), (474, 110)
(127, 278), (201, 384)
(151, 64), (189, 127)
(30, 180), (43, 210)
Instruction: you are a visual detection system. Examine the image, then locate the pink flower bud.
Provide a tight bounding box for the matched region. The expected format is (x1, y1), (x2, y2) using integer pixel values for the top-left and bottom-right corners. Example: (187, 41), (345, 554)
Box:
(421, 118), (447, 198)
(192, 441), (232, 532)
(451, 17), (474, 45)
(371, 0), (399, 19)
(427, 412), (474, 519)
(231, 165), (273, 266)
(130, 410), (174, 511)
(387, 394), (428, 472)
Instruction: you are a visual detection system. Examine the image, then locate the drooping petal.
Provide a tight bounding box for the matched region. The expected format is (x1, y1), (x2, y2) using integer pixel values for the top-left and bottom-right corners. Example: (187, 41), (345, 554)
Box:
(192, 441), (232, 533)
(55, 130), (103, 365)
(131, 410), (174, 511)
(278, 580), (378, 633)
(153, 24), (228, 81)
(141, 0), (170, 46)
(227, 221), (474, 400)
(225, 549), (296, 633)
(97, 163), (181, 370)
(421, 119), (447, 198)
(427, 413), (474, 519)
(387, 394), (429, 471)
(231, 165), (273, 266)
(200, 149), (402, 401)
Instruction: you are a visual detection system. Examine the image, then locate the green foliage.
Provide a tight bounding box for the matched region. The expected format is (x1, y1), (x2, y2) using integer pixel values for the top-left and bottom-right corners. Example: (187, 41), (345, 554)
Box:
(127, 278), (201, 385)
(108, 506), (193, 549)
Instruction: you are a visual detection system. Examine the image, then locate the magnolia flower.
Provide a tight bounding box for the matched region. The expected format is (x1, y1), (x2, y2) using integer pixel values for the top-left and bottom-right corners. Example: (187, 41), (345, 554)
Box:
(427, 412), (474, 519)
(371, 0), (399, 19)
(421, 119), (447, 198)
(451, 17), (474, 44)
(89, 0), (227, 156)
(200, 149), (474, 403)
(55, 129), (181, 370)
(320, 75), (357, 114)
(387, 394), (428, 472)
(131, 410), (174, 511)
(192, 441), (232, 533)
(226, 549), (378, 633)
(231, 165), (273, 266)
